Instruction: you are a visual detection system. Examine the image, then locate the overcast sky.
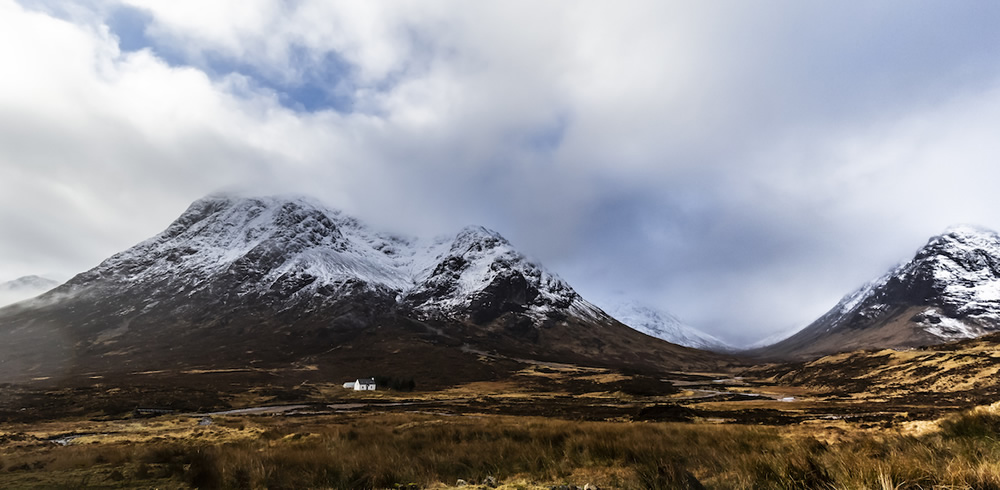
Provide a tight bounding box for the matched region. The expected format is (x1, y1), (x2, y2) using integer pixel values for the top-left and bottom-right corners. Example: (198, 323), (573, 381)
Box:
(3, 1), (1000, 346)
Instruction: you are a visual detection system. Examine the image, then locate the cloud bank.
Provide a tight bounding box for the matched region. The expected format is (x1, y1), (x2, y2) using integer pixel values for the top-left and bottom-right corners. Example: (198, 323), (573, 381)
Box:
(4, 0), (1000, 345)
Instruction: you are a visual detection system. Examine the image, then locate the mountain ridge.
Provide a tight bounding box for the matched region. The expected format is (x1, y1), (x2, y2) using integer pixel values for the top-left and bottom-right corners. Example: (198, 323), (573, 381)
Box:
(0, 194), (729, 386)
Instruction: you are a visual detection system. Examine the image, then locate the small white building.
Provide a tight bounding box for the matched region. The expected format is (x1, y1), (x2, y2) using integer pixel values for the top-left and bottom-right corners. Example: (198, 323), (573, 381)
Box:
(350, 378), (376, 391)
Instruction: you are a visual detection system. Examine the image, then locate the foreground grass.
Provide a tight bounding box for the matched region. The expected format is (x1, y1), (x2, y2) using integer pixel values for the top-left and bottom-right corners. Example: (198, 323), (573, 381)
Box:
(6, 408), (1000, 489)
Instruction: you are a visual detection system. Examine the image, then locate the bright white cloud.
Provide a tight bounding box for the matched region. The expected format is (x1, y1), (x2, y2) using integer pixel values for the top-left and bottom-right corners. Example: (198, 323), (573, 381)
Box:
(0, 0), (310, 273)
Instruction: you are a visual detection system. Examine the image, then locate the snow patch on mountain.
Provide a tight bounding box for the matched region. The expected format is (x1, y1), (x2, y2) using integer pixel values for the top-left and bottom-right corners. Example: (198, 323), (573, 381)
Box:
(601, 300), (731, 351)
(912, 307), (987, 340)
(834, 269), (898, 316)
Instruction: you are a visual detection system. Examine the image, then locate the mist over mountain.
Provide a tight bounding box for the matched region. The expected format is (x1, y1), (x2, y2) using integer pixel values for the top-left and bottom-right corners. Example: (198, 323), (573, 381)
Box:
(0, 275), (60, 307)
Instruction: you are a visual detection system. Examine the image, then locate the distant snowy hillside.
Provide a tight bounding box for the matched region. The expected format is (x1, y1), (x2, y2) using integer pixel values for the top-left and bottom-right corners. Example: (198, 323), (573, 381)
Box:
(0, 275), (60, 307)
(755, 225), (1000, 359)
(744, 327), (799, 350)
(602, 300), (731, 351)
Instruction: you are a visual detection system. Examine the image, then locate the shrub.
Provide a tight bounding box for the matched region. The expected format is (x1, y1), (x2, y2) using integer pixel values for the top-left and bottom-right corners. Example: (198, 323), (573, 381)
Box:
(941, 411), (1000, 439)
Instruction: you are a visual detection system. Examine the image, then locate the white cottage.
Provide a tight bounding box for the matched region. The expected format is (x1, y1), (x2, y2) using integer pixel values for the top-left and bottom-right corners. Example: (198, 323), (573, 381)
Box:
(352, 378), (376, 391)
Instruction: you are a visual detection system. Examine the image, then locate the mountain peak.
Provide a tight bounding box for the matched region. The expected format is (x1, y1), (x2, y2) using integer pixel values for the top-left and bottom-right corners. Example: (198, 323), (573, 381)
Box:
(755, 225), (1000, 359)
(941, 224), (999, 239)
(921, 225), (1000, 256)
(452, 225), (510, 249)
(600, 299), (732, 351)
(406, 224), (581, 322)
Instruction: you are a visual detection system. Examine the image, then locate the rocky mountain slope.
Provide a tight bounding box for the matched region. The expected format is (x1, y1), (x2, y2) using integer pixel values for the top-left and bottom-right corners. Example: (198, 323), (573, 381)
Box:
(600, 300), (731, 351)
(753, 226), (1000, 360)
(0, 195), (728, 386)
(0, 275), (60, 307)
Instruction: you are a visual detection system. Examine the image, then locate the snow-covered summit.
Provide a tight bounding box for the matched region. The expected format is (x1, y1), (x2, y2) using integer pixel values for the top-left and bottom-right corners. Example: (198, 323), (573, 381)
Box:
(758, 225), (1000, 358)
(904, 225), (1000, 337)
(407, 223), (582, 321)
(600, 299), (731, 351)
(940, 224), (1000, 241)
(821, 225), (1000, 341)
(78, 194), (414, 292)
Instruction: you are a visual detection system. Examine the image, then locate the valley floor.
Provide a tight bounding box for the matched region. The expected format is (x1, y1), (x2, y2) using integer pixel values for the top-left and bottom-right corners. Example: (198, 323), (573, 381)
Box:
(3, 362), (1000, 489)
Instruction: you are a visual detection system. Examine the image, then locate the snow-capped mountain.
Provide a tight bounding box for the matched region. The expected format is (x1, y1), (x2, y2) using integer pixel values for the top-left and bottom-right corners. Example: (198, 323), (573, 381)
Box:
(0, 275), (60, 307)
(601, 300), (731, 351)
(0, 194), (726, 383)
(754, 225), (1000, 360)
(744, 327), (800, 350)
(405, 225), (585, 322)
(60, 195), (597, 323)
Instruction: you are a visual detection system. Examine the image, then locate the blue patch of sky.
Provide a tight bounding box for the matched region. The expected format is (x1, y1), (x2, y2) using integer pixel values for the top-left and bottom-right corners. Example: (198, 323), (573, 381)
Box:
(519, 113), (570, 155)
(279, 47), (358, 113)
(106, 5), (156, 54)
(105, 5), (358, 114)
(195, 48), (358, 113)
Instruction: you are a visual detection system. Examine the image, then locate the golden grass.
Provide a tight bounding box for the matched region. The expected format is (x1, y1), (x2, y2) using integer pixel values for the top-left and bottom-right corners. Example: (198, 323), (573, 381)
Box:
(7, 408), (1000, 489)
(761, 344), (1000, 405)
(6, 361), (1000, 490)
